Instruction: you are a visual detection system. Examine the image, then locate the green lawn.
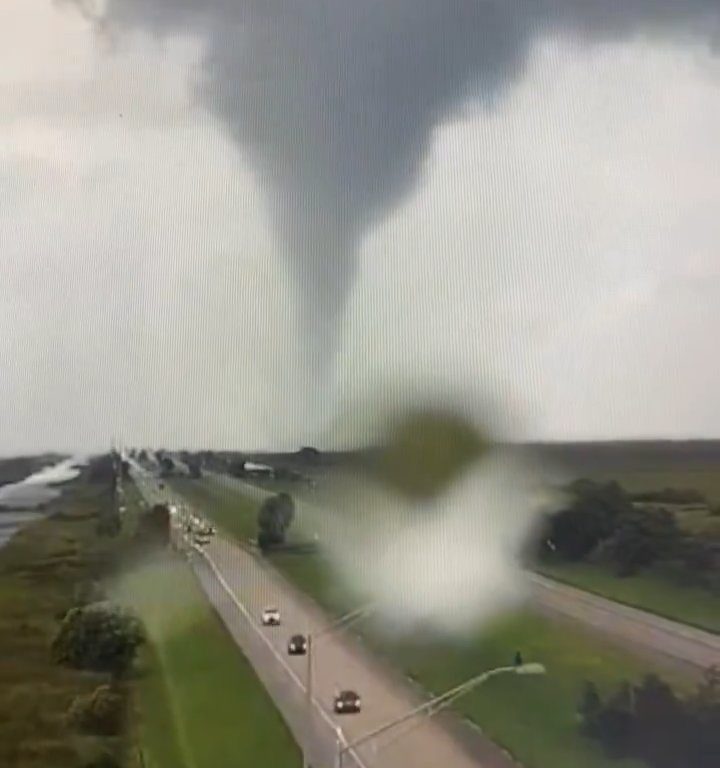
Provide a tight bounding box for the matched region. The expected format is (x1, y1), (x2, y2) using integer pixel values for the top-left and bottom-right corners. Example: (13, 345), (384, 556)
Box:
(173, 478), (702, 768)
(132, 643), (187, 768)
(115, 555), (300, 768)
(378, 613), (665, 768)
(538, 561), (720, 634)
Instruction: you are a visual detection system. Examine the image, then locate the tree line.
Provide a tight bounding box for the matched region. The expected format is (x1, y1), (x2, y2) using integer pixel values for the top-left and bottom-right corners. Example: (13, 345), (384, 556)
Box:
(539, 479), (719, 590)
(578, 667), (720, 768)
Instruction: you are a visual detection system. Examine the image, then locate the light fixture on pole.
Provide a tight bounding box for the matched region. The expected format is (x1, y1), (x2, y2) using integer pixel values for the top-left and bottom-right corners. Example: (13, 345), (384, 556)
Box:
(336, 663), (546, 767)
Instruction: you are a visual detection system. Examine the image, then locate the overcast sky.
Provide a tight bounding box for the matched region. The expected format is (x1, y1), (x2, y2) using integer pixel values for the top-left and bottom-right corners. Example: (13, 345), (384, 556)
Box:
(1, 0), (719, 454)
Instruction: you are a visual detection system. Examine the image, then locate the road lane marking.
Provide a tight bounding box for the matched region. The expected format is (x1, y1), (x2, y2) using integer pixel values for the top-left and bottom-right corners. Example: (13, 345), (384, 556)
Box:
(194, 545), (370, 768)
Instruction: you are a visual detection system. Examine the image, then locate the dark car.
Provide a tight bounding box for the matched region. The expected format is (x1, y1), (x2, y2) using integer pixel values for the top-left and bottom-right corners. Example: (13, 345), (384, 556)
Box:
(333, 690), (361, 714)
(287, 634), (307, 655)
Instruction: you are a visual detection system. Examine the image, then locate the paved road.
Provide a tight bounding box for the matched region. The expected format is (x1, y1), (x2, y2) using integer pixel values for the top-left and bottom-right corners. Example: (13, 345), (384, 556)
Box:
(206, 470), (720, 677)
(529, 573), (719, 676)
(132, 468), (517, 768)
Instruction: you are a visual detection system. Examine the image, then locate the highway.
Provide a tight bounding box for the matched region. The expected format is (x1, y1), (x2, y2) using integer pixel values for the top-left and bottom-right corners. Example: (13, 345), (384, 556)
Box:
(132, 468), (518, 768)
(529, 573), (720, 677)
(205, 470), (720, 678)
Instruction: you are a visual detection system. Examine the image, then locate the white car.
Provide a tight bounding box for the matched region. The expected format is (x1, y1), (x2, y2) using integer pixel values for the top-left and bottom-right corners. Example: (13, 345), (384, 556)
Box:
(261, 607), (281, 626)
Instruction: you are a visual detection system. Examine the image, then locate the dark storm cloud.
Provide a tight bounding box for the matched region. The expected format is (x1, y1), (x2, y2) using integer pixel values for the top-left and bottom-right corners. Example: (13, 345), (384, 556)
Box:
(83, 0), (720, 358)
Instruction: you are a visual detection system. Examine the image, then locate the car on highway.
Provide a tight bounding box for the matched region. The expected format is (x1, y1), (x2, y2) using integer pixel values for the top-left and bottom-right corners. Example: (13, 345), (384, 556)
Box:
(333, 690), (361, 714)
(261, 607), (281, 626)
(287, 634), (307, 655)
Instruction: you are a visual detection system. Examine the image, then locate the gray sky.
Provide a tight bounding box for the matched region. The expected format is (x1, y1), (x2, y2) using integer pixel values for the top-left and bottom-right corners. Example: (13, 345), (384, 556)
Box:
(1, 0), (719, 454)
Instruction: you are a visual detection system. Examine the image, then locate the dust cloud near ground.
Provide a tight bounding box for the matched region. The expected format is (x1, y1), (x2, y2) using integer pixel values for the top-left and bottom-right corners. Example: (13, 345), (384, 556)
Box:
(303, 408), (559, 638)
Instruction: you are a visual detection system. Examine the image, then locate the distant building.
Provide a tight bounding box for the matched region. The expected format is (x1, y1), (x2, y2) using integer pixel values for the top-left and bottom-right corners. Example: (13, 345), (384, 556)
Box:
(243, 461), (275, 478)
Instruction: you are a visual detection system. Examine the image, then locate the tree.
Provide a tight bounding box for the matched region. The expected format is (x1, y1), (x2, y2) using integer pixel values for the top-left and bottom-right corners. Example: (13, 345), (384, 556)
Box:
(581, 671), (720, 768)
(687, 667), (720, 768)
(578, 681), (603, 736)
(52, 603), (144, 676)
(593, 681), (635, 758)
(257, 493), (295, 552)
(547, 480), (633, 561)
(631, 488), (705, 505)
(611, 508), (680, 576)
(298, 446), (321, 463)
(88, 454), (115, 484)
(633, 675), (689, 768)
(134, 503), (170, 547)
(66, 684), (125, 735)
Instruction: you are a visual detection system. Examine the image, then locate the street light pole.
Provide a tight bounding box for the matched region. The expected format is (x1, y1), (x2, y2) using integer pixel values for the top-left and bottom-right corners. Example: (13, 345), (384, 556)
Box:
(336, 663), (546, 767)
(302, 604), (373, 768)
(304, 632), (313, 768)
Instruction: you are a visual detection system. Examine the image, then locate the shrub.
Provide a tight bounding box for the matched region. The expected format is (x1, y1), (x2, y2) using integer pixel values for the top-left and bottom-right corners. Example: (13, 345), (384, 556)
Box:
(51, 602), (144, 676)
(82, 751), (121, 768)
(66, 684), (125, 735)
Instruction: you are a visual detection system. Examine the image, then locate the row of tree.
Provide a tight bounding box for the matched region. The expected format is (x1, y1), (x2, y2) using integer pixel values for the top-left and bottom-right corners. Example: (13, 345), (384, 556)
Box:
(630, 488), (707, 505)
(540, 480), (719, 586)
(578, 668), (720, 768)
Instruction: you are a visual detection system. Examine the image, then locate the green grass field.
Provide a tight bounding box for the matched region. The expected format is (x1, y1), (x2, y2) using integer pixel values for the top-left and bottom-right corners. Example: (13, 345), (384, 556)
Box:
(114, 555), (300, 768)
(538, 561), (720, 634)
(582, 464), (720, 538)
(132, 643), (187, 768)
(176, 477), (703, 768)
(587, 466), (720, 506)
(0, 478), (132, 768)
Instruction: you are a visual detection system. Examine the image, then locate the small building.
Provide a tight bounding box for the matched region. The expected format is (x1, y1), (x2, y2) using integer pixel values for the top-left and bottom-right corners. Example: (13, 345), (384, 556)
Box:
(242, 461), (275, 478)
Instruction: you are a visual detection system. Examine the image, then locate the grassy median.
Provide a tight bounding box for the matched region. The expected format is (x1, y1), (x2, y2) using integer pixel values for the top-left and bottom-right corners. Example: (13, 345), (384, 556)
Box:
(537, 561), (720, 634)
(114, 556), (300, 768)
